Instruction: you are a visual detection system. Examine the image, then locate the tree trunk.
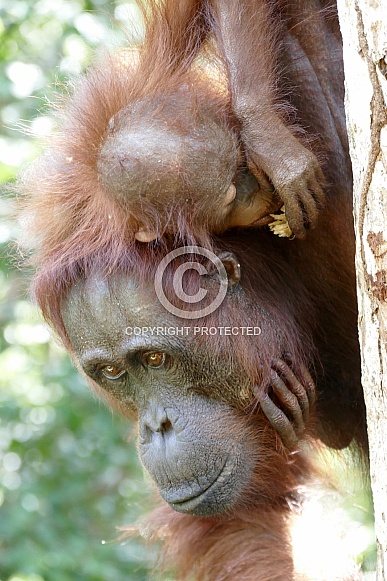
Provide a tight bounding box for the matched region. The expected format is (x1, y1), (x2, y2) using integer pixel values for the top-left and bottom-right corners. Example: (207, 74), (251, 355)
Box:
(337, 0), (387, 577)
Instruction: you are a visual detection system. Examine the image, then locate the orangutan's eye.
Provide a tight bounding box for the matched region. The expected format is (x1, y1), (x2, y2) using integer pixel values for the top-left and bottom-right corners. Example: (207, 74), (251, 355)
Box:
(101, 365), (126, 380)
(143, 352), (166, 369)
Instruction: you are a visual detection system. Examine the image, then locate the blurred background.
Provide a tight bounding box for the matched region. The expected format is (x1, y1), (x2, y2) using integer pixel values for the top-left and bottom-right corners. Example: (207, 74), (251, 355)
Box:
(0, 2), (158, 580)
(0, 1), (376, 580)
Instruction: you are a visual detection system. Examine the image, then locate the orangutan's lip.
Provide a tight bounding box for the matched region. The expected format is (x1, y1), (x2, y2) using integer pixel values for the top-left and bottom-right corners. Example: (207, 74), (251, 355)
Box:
(248, 215), (275, 227)
(241, 199), (284, 228)
(166, 460), (229, 512)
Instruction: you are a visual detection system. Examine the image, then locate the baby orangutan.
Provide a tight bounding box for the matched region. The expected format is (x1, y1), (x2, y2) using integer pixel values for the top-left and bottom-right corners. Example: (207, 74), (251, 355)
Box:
(97, 88), (285, 242)
(19, 0), (324, 270)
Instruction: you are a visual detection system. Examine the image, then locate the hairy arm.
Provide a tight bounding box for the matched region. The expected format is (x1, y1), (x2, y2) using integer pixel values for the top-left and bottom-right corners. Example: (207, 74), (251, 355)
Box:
(210, 0), (325, 238)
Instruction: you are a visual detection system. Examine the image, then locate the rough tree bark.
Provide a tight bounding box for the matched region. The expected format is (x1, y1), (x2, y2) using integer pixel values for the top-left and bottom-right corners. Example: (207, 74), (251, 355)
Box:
(337, 0), (387, 577)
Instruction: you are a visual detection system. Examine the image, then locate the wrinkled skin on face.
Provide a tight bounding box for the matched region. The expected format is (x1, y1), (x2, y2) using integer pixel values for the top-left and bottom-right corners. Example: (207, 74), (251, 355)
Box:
(62, 265), (314, 517)
(63, 275), (256, 516)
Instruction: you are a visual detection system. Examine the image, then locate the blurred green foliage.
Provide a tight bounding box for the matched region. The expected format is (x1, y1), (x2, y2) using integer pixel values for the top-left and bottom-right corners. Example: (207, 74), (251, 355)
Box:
(0, 2), (157, 580)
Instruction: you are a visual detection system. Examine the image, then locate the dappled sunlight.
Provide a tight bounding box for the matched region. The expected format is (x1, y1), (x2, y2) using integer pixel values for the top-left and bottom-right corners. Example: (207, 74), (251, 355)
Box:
(292, 486), (374, 580)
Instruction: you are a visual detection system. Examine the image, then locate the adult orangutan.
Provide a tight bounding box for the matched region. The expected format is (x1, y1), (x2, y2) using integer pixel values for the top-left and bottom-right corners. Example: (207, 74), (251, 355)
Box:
(18, 0), (364, 579)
